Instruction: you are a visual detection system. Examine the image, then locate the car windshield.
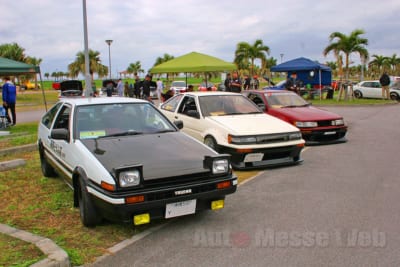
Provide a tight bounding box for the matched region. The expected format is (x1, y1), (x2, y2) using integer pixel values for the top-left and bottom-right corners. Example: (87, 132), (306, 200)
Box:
(75, 102), (176, 139)
(199, 95), (262, 116)
(264, 92), (309, 108)
(172, 81), (186, 87)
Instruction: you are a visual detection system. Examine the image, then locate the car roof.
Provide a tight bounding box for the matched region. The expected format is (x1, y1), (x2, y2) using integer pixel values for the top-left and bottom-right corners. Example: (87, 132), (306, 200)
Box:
(57, 96), (148, 107)
(179, 92), (242, 97)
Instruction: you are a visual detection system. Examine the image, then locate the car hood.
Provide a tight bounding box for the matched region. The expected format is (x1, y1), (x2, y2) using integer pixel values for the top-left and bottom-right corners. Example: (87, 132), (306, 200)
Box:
(207, 113), (299, 135)
(270, 106), (342, 121)
(81, 132), (216, 180)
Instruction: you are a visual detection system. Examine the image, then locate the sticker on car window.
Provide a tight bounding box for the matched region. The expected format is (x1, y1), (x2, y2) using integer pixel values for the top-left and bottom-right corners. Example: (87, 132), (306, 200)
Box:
(80, 130), (106, 139)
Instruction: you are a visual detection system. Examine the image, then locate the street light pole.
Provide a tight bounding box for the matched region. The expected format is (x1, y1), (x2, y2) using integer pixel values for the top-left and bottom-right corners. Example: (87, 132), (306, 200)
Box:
(105, 40), (113, 79)
(82, 0), (92, 97)
(280, 53), (284, 63)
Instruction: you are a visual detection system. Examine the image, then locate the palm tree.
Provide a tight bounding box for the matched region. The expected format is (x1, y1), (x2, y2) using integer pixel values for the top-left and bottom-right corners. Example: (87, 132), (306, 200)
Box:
(25, 56), (42, 87)
(234, 39), (270, 76)
(323, 29), (369, 80)
(368, 54), (389, 78)
(386, 54), (400, 74)
(127, 61), (144, 76)
(68, 50), (108, 79)
(153, 54), (175, 81)
(0, 43), (26, 62)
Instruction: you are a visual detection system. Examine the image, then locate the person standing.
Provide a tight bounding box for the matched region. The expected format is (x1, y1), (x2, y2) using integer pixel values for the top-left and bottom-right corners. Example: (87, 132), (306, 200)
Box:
(230, 72), (242, 93)
(156, 78), (164, 100)
(106, 81), (114, 97)
(243, 74), (251, 90)
(116, 79), (124, 97)
(142, 75), (153, 103)
(2, 77), (17, 126)
(379, 72), (390, 100)
(134, 76), (142, 98)
(224, 73), (231, 92)
(252, 75), (259, 89)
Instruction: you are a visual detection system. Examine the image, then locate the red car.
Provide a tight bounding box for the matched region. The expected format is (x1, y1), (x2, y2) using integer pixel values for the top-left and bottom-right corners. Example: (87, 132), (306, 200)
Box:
(244, 90), (347, 144)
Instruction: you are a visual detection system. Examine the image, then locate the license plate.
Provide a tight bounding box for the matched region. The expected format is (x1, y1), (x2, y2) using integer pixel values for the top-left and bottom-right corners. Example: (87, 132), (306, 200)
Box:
(165, 199), (196, 218)
(244, 153), (264, 162)
(324, 131), (336, 135)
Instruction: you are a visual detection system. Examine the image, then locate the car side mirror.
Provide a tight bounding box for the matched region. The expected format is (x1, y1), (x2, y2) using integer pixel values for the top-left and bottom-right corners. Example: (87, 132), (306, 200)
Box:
(51, 128), (70, 141)
(173, 120), (184, 129)
(186, 110), (200, 119)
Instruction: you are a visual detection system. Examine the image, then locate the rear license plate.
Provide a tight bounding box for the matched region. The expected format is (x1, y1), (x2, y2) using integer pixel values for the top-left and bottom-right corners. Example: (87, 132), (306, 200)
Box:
(165, 199), (196, 218)
(244, 153), (264, 162)
(324, 131), (336, 135)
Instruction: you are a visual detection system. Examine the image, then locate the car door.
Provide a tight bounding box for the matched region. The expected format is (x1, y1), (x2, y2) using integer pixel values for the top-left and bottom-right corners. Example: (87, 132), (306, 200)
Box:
(46, 104), (76, 184)
(173, 95), (205, 141)
(371, 81), (382, 98)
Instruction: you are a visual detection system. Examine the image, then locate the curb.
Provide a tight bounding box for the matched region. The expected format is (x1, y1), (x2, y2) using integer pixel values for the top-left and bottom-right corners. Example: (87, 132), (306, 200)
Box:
(0, 143), (37, 156)
(0, 224), (70, 267)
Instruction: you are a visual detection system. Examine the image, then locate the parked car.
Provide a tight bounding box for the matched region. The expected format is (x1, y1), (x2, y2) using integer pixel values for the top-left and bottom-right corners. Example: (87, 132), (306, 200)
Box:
(170, 81), (187, 94)
(263, 80), (287, 90)
(353, 80), (400, 100)
(21, 80), (40, 90)
(159, 92), (305, 169)
(59, 80), (83, 97)
(198, 81), (217, 91)
(38, 97), (237, 227)
(243, 90), (347, 144)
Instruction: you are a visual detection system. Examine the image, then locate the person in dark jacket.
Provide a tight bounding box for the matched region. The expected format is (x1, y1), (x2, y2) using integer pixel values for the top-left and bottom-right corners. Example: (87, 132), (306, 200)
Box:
(379, 72), (390, 100)
(142, 75), (153, 103)
(134, 76), (142, 98)
(2, 77), (17, 125)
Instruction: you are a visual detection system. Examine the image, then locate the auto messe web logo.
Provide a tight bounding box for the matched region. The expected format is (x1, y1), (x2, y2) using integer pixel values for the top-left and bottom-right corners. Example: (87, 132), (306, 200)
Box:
(193, 228), (386, 248)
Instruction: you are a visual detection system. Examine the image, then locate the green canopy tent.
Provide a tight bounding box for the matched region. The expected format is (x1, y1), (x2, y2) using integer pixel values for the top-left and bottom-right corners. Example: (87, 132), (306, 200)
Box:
(150, 51), (236, 88)
(0, 56), (47, 110)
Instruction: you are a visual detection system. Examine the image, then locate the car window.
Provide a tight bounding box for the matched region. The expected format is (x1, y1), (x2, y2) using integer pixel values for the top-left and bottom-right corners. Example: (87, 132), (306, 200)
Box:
(53, 104), (71, 131)
(75, 103), (176, 139)
(41, 102), (62, 129)
(248, 93), (264, 106)
(264, 92), (308, 107)
(199, 95), (261, 116)
(178, 96), (198, 115)
(171, 81), (186, 87)
(160, 94), (183, 112)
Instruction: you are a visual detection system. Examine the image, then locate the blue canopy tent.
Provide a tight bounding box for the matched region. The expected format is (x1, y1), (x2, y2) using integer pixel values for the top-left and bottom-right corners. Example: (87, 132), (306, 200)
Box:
(271, 57), (332, 98)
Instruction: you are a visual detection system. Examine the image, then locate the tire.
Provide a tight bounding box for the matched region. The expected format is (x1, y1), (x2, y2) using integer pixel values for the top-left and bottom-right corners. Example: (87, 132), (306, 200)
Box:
(354, 90), (363, 99)
(390, 92), (399, 101)
(78, 177), (102, 227)
(204, 136), (218, 152)
(39, 146), (57, 177)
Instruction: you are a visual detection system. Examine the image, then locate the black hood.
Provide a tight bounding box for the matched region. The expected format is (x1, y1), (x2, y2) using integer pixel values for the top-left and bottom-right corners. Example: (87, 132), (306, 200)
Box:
(80, 132), (216, 180)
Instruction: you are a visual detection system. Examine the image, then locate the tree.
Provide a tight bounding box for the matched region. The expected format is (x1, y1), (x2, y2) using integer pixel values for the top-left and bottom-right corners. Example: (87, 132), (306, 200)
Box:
(386, 54), (400, 74)
(68, 50), (108, 79)
(234, 39), (270, 76)
(153, 54), (175, 81)
(127, 61), (144, 76)
(368, 54), (389, 78)
(323, 29), (369, 80)
(0, 43), (26, 62)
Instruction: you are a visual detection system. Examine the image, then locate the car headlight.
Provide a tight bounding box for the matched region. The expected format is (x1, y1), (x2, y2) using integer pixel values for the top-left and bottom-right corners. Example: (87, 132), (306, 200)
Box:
(119, 169), (141, 187)
(288, 132), (302, 140)
(332, 119), (344, 126)
(204, 155), (231, 175)
(295, 121), (318, 128)
(228, 134), (257, 144)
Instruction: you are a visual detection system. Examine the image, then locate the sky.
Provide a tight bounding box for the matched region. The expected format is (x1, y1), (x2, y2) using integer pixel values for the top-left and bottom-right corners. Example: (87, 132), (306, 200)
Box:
(1, 0), (399, 77)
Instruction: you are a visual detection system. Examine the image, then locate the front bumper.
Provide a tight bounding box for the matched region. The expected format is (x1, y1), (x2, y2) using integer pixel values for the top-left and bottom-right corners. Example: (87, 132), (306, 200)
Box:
(88, 175), (237, 224)
(301, 126), (347, 145)
(219, 144), (304, 170)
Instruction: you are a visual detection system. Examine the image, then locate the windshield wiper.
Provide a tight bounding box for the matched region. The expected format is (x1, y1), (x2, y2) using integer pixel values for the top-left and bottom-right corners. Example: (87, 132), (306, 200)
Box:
(282, 105), (299, 108)
(153, 129), (176, 133)
(221, 112), (244, 116)
(97, 130), (143, 139)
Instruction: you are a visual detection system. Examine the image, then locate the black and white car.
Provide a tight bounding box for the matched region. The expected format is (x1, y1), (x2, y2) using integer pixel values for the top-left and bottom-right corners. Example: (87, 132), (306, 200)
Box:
(38, 97), (237, 227)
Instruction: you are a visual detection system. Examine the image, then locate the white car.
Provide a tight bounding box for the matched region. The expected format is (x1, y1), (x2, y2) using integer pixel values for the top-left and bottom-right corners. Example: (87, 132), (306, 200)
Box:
(38, 97), (237, 227)
(170, 81), (187, 94)
(353, 80), (400, 100)
(159, 92), (305, 169)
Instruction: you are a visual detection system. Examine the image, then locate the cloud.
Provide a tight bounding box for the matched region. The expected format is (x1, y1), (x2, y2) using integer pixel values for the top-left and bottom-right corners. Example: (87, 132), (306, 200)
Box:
(1, 0), (399, 76)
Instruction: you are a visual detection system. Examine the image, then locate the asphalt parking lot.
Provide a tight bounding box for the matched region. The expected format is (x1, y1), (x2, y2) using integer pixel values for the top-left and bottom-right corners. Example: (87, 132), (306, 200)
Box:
(89, 104), (400, 266)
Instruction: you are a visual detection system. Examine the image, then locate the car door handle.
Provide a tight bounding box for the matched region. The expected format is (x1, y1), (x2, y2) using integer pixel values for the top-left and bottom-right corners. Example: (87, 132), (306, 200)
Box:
(175, 116), (178, 119)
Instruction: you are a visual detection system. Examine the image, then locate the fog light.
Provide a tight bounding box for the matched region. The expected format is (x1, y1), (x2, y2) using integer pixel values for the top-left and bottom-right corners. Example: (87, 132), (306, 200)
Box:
(211, 200), (224, 210)
(133, 213), (150, 225)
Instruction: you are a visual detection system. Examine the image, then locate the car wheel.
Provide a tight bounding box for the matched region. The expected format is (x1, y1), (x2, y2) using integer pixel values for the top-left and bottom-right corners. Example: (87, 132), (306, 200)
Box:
(78, 177), (102, 227)
(39, 146), (57, 177)
(354, 90), (363, 99)
(204, 136), (219, 152)
(390, 92), (399, 101)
